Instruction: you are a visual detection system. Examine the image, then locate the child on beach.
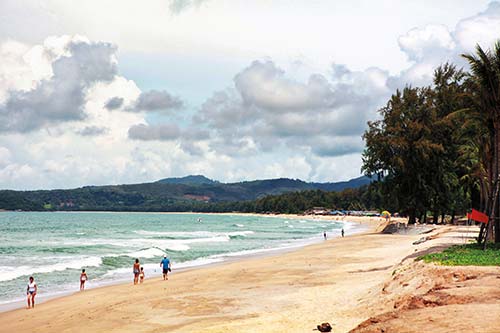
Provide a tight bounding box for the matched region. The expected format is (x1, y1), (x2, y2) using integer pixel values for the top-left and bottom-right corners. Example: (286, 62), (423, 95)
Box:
(80, 269), (88, 291)
(139, 267), (145, 283)
(26, 276), (37, 309)
(133, 259), (141, 285)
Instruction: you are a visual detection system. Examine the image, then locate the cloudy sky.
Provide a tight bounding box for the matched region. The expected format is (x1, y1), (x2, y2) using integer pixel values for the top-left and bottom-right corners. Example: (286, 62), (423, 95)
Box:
(1, 0), (499, 189)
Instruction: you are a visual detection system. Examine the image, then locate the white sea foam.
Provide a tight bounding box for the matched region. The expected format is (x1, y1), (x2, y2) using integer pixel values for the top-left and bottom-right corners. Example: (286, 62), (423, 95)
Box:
(0, 256), (102, 282)
(101, 263), (159, 278)
(134, 230), (216, 237)
(126, 247), (166, 259)
(59, 234), (237, 252)
(174, 257), (224, 269)
(227, 231), (254, 237)
(123, 235), (235, 254)
(134, 230), (254, 238)
(101, 257), (224, 279)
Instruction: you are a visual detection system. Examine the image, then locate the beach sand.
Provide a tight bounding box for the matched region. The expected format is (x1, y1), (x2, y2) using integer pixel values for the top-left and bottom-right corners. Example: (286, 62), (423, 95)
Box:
(1, 216), (497, 333)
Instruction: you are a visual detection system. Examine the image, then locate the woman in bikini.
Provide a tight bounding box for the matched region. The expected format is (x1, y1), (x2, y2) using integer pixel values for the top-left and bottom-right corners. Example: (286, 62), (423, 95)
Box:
(133, 258), (140, 285)
(26, 276), (37, 309)
(80, 269), (88, 291)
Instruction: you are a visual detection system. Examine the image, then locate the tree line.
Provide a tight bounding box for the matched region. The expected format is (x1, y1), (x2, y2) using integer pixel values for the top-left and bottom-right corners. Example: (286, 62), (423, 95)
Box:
(362, 41), (500, 244)
(0, 185), (380, 214)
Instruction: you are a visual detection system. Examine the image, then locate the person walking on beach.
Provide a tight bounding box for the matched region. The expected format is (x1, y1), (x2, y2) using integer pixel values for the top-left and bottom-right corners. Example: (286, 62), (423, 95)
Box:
(26, 276), (37, 309)
(160, 255), (171, 280)
(133, 258), (141, 285)
(341, 228), (345, 237)
(139, 267), (145, 284)
(323, 231), (327, 240)
(80, 269), (88, 291)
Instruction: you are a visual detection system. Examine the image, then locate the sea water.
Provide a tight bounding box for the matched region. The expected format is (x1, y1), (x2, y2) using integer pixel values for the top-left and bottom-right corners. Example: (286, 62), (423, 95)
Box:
(0, 211), (355, 306)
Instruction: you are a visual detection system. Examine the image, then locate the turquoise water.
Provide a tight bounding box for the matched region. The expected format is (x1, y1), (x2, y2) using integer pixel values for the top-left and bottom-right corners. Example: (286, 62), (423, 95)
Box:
(0, 212), (352, 305)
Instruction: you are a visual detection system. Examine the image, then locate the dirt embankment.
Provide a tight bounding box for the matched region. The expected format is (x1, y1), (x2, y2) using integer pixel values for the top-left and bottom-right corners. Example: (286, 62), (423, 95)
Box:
(350, 259), (500, 333)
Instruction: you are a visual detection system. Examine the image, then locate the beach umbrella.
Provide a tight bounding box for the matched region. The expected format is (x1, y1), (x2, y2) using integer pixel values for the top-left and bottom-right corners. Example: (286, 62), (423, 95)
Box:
(381, 210), (391, 217)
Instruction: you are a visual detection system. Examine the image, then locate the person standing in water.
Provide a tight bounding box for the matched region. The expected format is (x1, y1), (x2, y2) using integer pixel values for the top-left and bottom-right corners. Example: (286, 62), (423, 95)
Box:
(160, 255), (171, 280)
(341, 228), (345, 237)
(26, 276), (37, 309)
(133, 258), (141, 285)
(323, 231), (327, 240)
(80, 269), (88, 291)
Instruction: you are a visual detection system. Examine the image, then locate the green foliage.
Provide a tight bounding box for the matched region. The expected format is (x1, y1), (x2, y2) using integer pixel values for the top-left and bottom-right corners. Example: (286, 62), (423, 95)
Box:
(0, 177), (374, 212)
(461, 41), (500, 243)
(247, 185), (379, 214)
(419, 243), (500, 266)
(362, 64), (475, 223)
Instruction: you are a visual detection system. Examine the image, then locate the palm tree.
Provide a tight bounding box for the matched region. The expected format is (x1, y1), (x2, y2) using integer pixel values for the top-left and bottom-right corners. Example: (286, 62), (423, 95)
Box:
(462, 41), (500, 244)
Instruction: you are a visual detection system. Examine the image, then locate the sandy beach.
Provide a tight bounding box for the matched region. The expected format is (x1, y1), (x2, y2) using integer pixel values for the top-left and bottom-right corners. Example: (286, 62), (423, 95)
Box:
(1, 216), (498, 333)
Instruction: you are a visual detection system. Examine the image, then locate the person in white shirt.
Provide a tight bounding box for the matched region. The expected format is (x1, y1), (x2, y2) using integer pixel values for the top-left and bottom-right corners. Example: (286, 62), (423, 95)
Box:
(26, 276), (37, 309)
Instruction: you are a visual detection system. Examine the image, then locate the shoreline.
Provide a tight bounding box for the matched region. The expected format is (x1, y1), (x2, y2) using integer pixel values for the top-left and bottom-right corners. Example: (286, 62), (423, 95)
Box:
(1, 220), (487, 332)
(0, 220), (456, 333)
(0, 213), (379, 312)
(0, 234), (341, 312)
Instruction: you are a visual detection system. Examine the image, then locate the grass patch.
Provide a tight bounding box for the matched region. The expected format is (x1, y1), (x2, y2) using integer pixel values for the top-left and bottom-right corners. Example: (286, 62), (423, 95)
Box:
(419, 242), (500, 266)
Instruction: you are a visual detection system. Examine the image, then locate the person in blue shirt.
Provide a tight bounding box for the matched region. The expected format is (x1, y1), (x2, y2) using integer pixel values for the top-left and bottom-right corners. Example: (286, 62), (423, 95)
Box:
(160, 255), (171, 280)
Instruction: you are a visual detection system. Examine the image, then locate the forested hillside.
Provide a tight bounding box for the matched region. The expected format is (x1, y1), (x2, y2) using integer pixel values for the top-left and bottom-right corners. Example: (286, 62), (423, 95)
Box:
(0, 175), (372, 211)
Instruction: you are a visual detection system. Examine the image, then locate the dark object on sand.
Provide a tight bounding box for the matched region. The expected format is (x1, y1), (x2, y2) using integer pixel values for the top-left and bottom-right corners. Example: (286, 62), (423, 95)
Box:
(317, 322), (332, 332)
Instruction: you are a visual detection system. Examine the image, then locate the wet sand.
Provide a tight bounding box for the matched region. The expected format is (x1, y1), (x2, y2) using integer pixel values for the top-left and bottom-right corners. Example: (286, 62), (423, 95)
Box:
(2, 217), (494, 332)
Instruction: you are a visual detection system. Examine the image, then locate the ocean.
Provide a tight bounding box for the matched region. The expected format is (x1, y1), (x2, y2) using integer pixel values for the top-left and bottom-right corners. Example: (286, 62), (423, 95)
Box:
(0, 211), (355, 307)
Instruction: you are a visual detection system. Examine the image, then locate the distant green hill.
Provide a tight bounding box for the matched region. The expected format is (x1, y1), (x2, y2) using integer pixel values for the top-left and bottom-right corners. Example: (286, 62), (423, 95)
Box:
(157, 175), (218, 185)
(0, 175), (371, 211)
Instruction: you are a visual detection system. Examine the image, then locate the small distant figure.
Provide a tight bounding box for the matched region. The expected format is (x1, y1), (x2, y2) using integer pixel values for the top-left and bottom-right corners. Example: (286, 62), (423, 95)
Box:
(80, 269), (88, 291)
(133, 258), (141, 285)
(323, 231), (327, 240)
(26, 276), (37, 309)
(197, 217), (202, 223)
(341, 228), (345, 237)
(139, 267), (145, 284)
(160, 255), (171, 281)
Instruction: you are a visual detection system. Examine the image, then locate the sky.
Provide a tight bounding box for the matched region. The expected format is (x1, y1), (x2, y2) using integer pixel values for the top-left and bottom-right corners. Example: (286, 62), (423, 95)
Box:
(0, 0), (499, 189)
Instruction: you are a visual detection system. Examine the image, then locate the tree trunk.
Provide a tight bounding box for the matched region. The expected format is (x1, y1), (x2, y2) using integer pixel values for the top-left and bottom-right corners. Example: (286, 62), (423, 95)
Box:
(408, 209), (416, 224)
(479, 177), (487, 212)
(484, 175), (500, 248)
(450, 210), (455, 225)
(494, 124), (500, 243)
(478, 223), (485, 243)
(441, 212), (446, 224)
(433, 210), (439, 224)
